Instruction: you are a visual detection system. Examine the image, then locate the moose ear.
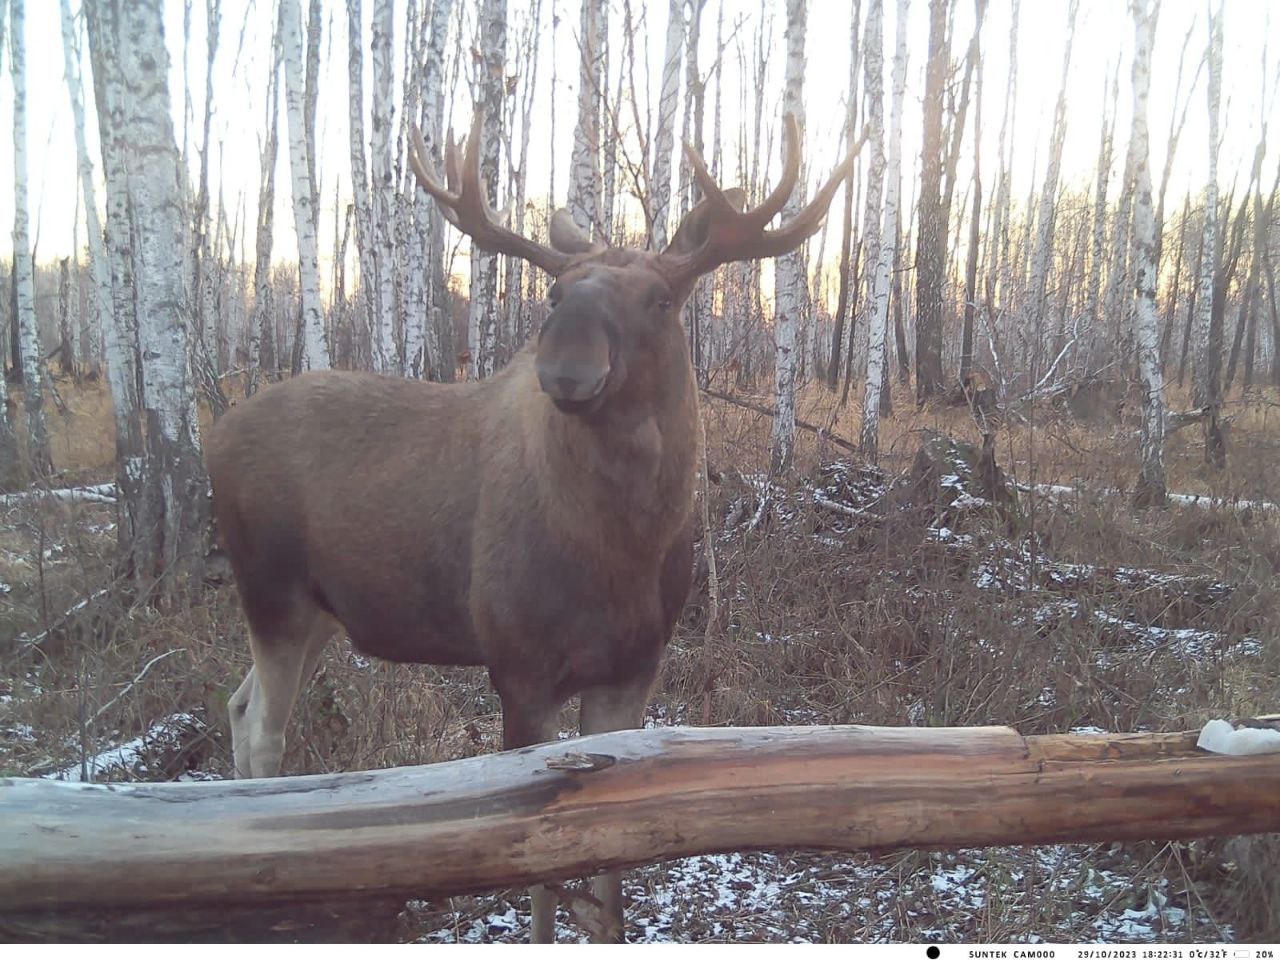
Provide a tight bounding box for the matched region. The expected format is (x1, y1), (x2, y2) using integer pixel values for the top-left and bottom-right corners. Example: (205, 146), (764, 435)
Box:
(662, 187), (748, 256)
(548, 208), (598, 254)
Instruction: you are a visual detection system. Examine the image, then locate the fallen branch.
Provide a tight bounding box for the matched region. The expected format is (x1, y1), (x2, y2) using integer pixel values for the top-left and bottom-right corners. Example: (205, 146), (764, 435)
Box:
(701, 388), (859, 455)
(15, 587), (113, 650)
(0, 483), (118, 508)
(1028, 482), (1277, 513)
(1, 723), (1277, 941)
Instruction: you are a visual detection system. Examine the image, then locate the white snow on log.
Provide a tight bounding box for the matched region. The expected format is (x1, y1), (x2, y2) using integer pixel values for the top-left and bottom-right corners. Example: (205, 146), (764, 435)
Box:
(1029, 482), (1276, 513)
(0, 483), (118, 507)
(1197, 719), (1280, 756)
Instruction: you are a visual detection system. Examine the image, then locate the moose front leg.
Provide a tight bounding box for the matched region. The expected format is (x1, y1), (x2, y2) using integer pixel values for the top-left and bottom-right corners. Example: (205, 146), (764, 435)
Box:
(576, 673), (657, 944)
(498, 692), (565, 944)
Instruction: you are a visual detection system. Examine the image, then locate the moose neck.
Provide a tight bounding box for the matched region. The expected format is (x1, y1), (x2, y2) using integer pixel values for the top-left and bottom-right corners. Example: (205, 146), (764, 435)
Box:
(524, 335), (698, 551)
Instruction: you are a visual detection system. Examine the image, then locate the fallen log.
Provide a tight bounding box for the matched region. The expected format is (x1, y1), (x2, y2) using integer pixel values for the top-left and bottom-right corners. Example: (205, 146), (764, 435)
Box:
(1, 723), (1278, 942)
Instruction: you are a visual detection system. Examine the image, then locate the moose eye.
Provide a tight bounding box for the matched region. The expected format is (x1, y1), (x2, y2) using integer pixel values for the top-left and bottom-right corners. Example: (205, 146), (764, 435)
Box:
(657, 297), (672, 311)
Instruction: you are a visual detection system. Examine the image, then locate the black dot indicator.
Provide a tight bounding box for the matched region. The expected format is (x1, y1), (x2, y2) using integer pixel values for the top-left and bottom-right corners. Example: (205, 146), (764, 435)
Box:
(926, 947), (941, 959)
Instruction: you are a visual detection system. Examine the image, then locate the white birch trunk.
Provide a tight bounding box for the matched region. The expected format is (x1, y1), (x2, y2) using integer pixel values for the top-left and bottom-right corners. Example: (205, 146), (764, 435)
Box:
(991, 0), (1018, 310)
(60, 0), (107, 382)
(117, 0), (208, 580)
(9, 0), (50, 473)
(0, 0), (17, 485)
(420, 0), (452, 379)
(1086, 71), (1117, 331)
(347, 0), (376, 370)
(861, 0), (908, 464)
(601, 12), (619, 243)
(1192, 4), (1222, 406)
(370, 0), (397, 372)
(1102, 142), (1136, 363)
(504, 0), (542, 351)
(651, 0), (683, 249)
(248, 16), (282, 395)
(567, 0), (604, 238)
(400, 0), (427, 377)
(1128, 0), (1166, 505)
(859, 0), (885, 364)
(771, 0), (807, 473)
(84, 0), (149, 565)
(468, 0), (505, 380)
(280, 0), (330, 370)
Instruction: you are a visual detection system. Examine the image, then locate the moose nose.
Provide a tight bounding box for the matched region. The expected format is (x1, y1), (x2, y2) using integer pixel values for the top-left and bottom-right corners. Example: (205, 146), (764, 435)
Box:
(536, 364), (609, 403)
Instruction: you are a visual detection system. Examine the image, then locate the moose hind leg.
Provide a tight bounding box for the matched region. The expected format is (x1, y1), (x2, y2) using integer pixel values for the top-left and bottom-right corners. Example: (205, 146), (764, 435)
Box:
(577, 675), (655, 944)
(234, 611), (335, 779)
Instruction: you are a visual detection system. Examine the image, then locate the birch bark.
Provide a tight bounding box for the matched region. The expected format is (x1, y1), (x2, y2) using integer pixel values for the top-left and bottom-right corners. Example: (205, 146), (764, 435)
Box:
(567, 0), (605, 238)
(770, 0), (807, 473)
(280, 0), (330, 370)
(1128, 0), (1166, 506)
(468, 0), (506, 380)
(370, 0), (398, 371)
(861, 0), (909, 463)
(9, 0), (50, 474)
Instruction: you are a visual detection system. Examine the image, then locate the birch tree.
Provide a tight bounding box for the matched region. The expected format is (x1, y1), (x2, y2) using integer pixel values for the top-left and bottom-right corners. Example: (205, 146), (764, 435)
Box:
(989, 0), (1018, 313)
(826, 0), (861, 393)
(469, 0), (506, 379)
(369, 0), (398, 371)
(1086, 68), (1118, 332)
(57, 2), (103, 381)
(650, 0), (683, 249)
(87, 0), (207, 584)
(9, 0), (50, 474)
(421, 0), (451, 379)
(1128, 0), (1166, 505)
(771, 0), (806, 472)
(347, 0), (375, 370)
(862, 0), (908, 463)
(0, 0), (17, 485)
(568, 0), (605, 238)
(191, 0), (221, 372)
(84, 0), (148, 566)
(0, 25), (15, 488)
(914, 0), (949, 403)
(248, 10), (282, 395)
(280, 0), (330, 370)
(1193, 1), (1223, 463)
(959, 45), (982, 389)
(502, 0), (542, 354)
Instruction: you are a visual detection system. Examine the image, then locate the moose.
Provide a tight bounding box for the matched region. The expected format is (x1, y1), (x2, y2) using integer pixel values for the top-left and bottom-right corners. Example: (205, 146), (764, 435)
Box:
(205, 110), (854, 942)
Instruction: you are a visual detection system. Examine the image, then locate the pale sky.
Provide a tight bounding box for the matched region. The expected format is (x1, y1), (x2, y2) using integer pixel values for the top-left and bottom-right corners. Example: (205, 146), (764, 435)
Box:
(0, 0), (1275, 282)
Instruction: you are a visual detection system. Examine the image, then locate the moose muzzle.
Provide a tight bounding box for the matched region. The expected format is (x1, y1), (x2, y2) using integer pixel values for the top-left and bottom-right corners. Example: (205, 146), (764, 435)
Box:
(536, 286), (614, 412)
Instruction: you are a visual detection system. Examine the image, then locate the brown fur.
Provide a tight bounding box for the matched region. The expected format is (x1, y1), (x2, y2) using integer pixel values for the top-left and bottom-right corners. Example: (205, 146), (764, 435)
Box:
(207, 254), (698, 720)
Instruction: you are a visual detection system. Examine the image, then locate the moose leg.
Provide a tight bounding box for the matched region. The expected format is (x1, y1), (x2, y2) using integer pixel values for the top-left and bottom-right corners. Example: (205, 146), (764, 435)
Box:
(577, 673), (656, 944)
(499, 697), (564, 944)
(227, 666), (258, 778)
(230, 612), (335, 779)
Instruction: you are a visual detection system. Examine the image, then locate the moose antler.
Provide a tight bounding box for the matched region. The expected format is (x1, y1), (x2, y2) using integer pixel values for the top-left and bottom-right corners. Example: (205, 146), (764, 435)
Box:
(409, 110), (572, 277)
(657, 115), (869, 285)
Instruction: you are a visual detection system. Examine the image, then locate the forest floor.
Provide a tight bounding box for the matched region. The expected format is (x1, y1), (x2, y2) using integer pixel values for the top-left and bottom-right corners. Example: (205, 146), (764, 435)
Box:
(2, 376), (1279, 943)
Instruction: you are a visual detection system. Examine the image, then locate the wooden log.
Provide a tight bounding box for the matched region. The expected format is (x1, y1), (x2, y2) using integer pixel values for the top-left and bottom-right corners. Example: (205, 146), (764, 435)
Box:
(1, 723), (1278, 941)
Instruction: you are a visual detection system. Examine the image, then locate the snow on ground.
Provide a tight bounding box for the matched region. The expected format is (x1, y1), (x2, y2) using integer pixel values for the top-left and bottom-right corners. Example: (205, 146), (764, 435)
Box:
(44, 712), (205, 782)
(413, 845), (1228, 943)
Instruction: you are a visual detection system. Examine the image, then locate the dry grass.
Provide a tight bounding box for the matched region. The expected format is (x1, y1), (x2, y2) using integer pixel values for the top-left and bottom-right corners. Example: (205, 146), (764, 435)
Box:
(2, 378), (1278, 942)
